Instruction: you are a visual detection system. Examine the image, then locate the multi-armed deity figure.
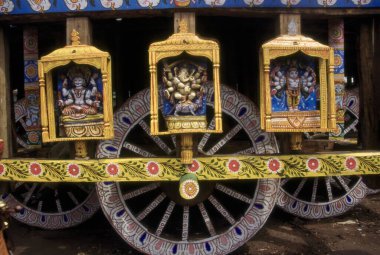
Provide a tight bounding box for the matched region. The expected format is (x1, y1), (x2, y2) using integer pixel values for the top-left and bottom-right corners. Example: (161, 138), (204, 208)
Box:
(286, 67), (301, 111)
(270, 66), (287, 112)
(162, 63), (207, 116)
(58, 67), (101, 119)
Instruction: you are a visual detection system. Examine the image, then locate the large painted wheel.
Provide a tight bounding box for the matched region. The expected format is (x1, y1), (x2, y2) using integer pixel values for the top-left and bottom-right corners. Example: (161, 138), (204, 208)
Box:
(97, 84), (279, 254)
(6, 101), (99, 229)
(2, 182), (99, 229)
(277, 176), (367, 219)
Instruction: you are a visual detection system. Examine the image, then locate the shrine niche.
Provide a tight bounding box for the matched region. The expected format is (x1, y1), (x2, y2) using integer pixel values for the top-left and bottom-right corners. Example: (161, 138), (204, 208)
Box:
(260, 32), (336, 133)
(38, 30), (113, 142)
(149, 20), (222, 164)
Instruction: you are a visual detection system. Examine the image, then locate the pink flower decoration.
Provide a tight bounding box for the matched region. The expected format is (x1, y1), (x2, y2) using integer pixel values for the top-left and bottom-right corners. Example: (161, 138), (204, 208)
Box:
(0, 164), (5, 176)
(306, 158), (320, 172)
(227, 159), (241, 173)
(29, 162), (42, 176)
(187, 160), (200, 173)
(146, 161), (160, 176)
(67, 164), (81, 177)
(345, 157), (358, 171)
(106, 163), (119, 176)
(267, 158), (282, 173)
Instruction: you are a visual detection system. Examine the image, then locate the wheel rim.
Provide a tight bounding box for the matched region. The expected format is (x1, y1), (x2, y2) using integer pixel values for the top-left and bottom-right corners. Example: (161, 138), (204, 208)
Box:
(2, 183), (99, 229)
(5, 101), (99, 229)
(277, 176), (367, 219)
(97, 84), (279, 254)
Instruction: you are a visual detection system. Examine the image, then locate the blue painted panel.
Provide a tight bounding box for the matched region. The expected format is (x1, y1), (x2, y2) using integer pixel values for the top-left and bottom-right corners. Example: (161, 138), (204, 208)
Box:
(0, 0), (379, 16)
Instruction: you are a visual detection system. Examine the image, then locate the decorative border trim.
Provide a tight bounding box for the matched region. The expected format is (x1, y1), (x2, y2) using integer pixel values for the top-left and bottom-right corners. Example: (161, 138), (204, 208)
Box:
(1, 152), (379, 182)
(0, 1), (379, 16)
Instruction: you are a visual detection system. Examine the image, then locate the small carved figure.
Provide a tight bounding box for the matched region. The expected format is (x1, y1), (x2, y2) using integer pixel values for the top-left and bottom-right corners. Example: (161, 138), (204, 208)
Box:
(286, 67), (301, 111)
(25, 94), (40, 127)
(58, 67), (101, 118)
(270, 66), (287, 112)
(162, 63), (206, 116)
(301, 67), (316, 97)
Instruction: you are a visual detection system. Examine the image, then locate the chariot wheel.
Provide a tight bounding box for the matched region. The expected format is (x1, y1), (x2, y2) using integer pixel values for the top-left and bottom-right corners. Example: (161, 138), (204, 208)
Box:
(2, 182), (99, 229)
(5, 101), (99, 229)
(277, 176), (368, 219)
(97, 84), (279, 254)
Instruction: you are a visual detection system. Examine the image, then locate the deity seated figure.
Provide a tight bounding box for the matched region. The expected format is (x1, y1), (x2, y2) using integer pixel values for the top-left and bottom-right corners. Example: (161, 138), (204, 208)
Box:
(58, 70), (101, 120)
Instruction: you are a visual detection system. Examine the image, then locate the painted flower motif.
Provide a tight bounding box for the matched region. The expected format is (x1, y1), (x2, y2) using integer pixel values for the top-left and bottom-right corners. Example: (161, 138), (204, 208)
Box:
(67, 164), (81, 177)
(27, 0), (51, 12)
(29, 162), (42, 176)
(180, 180), (199, 200)
(146, 161), (160, 176)
(187, 160), (200, 173)
(106, 163), (119, 176)
(345, 157), (358, 171)
(0, 0), (15, 14)
(243, 0), (264, 7)
(227, 159), (241, 173)
(267, 158), (283, 173)
(306, 158), (320, 172)
(0, 164), (6, 176)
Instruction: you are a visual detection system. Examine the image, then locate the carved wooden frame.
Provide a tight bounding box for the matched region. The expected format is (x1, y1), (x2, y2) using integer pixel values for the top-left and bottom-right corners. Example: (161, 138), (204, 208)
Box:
(260, 34), (336, 132)
(38, 44), (113, 142)
(148, 28), (222, 135)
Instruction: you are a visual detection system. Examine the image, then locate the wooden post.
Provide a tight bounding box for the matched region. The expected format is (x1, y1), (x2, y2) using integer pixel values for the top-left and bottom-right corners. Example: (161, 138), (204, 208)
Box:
(359, 19), (379, 150)
(277, 14), (301, 35)
(66, 17), (93, 158)
(66, 17), (92, 45)
(277, 14), (301, 153)
(174, 13), (195, 34)
(0, 27), (12, 158)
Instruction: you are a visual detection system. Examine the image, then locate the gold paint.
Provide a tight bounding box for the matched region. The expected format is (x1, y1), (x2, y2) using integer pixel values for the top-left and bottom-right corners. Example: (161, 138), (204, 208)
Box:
(74, 141), (88, 159)
(38, 32), (113, 143)
(260, 34), (336, 133)
(71, 29), (80, 46)
(149, 30), (222, 136)
(290, 133), (303, 151)
(181, 134), (193, 164)
(1, 152), (380, 182)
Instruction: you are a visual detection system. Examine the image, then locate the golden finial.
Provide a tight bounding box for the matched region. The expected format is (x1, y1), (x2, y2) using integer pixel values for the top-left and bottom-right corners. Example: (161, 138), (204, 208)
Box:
(71, 29), (81, 46)
(178, 19), (188, 33)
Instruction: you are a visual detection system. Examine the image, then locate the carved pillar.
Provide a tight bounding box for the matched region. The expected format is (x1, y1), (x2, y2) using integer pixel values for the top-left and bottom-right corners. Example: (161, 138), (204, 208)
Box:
(328, 19), (346, 140)
(0, 27), (12, 158)
(22, 27), (42, 148)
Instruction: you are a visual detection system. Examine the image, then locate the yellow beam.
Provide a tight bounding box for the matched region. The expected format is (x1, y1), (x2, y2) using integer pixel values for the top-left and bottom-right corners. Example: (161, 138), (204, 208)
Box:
(0, 152), (379, 182)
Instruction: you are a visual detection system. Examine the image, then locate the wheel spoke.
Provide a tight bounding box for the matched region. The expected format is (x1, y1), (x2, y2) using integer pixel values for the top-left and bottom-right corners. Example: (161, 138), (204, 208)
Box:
(198, 203), (216, 236)
(56, 199), (63, 213)
(335, 176), (351, 193)
(123, 183), (159, 201)
(215, 184), (252, 204)
(208, 195), (235, 225)
(280, 178), (290, 186)
(170, 135), (177, 148)
(67, 191), (80, 206)
(23, 183), (38, 204)
(136, 193), (166, 221)
(37, 201), (43, 212)
(311, 178), (318, 203)
(14, 182), (25, 190)
(155, 201), (175, 237)
(123, 142), (156, 157)
(293, 179), (307, 198)
(182, 206), (189, 241)
(139, 120), (173, 155)
(198, 118), (215, 152)
(205, 124), (242, 155)
(325, 177), (333, 201)
(236, 147), (256, 155)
